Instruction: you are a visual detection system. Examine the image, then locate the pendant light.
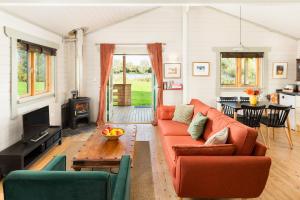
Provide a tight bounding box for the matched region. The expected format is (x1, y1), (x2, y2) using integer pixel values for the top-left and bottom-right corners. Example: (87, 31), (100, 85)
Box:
(232, 6), (247, 51)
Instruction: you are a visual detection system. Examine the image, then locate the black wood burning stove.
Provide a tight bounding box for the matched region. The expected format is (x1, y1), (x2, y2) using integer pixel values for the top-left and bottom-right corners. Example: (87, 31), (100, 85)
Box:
(69, 97), (90, 129)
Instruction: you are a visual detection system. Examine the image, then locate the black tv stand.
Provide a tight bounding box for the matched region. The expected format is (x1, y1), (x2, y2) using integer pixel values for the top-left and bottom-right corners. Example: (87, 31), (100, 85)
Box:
(0, 126), (62, 177)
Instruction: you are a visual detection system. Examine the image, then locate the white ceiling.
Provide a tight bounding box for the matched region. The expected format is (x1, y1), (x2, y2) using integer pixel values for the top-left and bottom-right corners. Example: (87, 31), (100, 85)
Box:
(0, 6), (155, 36)
(1, 4), (300, 39)
(211, 4), (300, 39)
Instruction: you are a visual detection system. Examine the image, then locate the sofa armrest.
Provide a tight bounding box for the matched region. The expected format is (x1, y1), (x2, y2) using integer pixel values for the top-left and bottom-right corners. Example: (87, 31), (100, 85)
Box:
(157, 105), (176, 120)
(174, 156), (271, 198)
(42, 155), (66, 171)
(112, 155), (131, 200)
(172, 144), (236, 162)
(252, 142), (267, 156)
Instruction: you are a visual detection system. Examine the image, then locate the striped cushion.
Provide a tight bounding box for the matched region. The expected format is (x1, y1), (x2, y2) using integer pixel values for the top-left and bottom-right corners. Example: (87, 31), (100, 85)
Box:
(172, 105), (194, 124)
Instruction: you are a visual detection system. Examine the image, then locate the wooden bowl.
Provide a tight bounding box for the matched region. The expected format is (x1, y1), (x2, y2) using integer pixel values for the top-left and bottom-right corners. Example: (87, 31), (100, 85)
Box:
(101, 128), (125, 140)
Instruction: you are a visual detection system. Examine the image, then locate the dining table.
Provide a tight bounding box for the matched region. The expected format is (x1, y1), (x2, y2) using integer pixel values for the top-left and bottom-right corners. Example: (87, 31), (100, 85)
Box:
(218, 100), (293, 131)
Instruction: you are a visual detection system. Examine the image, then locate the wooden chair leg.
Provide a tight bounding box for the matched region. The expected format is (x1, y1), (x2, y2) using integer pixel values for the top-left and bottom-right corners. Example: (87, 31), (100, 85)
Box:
(267, 127), (271, 149)
(284, 127), (293, 149)
(286, 120), (294, 147)
(258, 127), (267, 146)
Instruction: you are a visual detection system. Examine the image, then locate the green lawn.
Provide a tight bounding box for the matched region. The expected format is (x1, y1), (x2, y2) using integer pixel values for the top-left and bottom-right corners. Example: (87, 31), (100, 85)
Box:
(113, 73), (152, 106)
(18, 81), (46, 96)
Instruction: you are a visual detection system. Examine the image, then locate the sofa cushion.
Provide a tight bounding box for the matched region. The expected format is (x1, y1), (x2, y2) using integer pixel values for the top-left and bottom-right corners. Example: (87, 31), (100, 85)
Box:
(187, 112), (208, 140)
(172, 144), (236, 161)
(190, 99), (211, 116)
(158, 120), (189, 136)
(164, 136), (205, 162)
(157, 105), (175, 120)
(203, 109), (232, 140)
(252, 142), (267, 156)
(205, 127), (229, 145)
(172, 105), (194, 124)
(227, 122), (258, 155)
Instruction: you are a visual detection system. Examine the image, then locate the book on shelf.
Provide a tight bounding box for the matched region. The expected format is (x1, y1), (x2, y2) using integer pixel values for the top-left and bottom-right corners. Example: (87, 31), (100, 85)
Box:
(163, 81), (183, 90)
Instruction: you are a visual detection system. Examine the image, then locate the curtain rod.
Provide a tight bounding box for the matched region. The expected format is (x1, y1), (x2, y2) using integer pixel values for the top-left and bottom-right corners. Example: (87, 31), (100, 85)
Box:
(94, 42), (166, 46)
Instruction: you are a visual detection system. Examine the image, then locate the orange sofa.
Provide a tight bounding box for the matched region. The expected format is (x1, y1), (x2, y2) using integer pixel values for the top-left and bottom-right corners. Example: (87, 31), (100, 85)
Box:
(157, 99), (271, 198)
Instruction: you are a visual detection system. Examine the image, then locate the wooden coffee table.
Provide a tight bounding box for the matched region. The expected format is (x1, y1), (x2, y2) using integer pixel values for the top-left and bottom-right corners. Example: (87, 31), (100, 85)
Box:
(72, 125), (137, 171)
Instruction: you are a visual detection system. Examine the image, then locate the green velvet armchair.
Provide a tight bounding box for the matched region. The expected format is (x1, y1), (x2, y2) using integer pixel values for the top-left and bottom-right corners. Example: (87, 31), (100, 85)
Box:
(3, 155), (131, 200)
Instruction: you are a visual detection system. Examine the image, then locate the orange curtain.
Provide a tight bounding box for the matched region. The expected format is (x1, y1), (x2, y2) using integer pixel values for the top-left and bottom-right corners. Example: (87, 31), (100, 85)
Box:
(147, 43), (163, 126)
(97, 44), (115, 125)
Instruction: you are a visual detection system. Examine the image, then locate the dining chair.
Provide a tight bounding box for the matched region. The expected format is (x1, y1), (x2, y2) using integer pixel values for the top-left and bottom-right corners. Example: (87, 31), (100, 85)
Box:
(260, 105), (293, 149)
(219, 96), (238, 118)
(240, 96), (250, 102)
(238, 105), (267, 145)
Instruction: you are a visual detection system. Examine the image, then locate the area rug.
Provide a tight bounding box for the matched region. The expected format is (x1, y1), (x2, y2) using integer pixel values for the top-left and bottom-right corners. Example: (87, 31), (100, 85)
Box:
(61, 123), (96, 137)
(61, 136), (155, 199)
(131, 141), (155, 200)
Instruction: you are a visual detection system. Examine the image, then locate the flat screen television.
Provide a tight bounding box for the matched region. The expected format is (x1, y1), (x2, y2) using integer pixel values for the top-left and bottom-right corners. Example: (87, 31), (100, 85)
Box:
(22, 106), (50, 141)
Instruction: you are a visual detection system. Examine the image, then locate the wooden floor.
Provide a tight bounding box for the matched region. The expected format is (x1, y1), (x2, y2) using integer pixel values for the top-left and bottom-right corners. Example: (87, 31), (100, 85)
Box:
(1, 124), (300, 199)
(110, 106), (153, 123)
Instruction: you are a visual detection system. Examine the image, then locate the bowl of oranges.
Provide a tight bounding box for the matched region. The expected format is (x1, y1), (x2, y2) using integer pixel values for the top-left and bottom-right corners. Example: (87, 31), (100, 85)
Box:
(101, 126), (125, 140)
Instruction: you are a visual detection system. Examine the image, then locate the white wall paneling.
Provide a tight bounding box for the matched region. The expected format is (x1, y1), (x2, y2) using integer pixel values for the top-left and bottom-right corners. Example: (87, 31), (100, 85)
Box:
(0, 10), (66, 151)
(182, 6), (189, 104)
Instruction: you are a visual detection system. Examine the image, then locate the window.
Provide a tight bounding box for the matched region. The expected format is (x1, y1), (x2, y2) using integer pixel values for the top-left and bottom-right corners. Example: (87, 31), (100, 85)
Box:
(220, 52), (263, 87)
(17, 40), (56, 98)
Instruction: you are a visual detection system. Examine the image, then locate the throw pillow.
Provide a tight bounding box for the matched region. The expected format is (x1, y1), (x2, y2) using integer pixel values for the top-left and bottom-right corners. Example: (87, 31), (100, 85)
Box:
(204, 127), (228, 145)
(187, 112), (208, 139)
(172, 105), (194, 124)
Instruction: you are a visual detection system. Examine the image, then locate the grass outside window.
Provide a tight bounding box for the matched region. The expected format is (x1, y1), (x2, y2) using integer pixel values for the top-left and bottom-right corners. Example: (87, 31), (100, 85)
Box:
(112, 55), (152, 106)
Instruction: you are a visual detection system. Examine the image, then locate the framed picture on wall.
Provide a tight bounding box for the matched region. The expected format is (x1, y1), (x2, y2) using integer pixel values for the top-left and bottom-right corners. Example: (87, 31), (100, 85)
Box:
(192, 62), (210, 76)
(272, 62), (288, 79)
(164, 63), (181, 79)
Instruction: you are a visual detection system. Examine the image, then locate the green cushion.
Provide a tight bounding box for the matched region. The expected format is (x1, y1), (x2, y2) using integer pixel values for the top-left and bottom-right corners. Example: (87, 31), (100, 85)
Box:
(188, 112), (208, 139)
(172, 105), (194, 124)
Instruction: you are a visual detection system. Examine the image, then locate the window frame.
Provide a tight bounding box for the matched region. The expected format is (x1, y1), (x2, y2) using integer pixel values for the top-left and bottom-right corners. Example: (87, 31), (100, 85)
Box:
(213, 47), (270, 96)
(4, 26), (59, 119)
(17, 46), (54, 98)
(220, 57), (262, 88)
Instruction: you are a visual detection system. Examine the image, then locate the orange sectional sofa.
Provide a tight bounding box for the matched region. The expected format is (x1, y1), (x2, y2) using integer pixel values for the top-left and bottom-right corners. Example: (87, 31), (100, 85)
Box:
(157, 99), (271, 199)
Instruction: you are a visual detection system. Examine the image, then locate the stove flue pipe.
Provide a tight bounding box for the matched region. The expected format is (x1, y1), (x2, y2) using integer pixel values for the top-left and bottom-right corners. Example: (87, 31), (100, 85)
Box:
(72, 28), (84, 96)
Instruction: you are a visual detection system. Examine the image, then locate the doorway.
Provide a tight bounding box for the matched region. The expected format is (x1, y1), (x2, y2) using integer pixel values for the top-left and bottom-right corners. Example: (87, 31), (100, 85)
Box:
(107, 54), (154, 123)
